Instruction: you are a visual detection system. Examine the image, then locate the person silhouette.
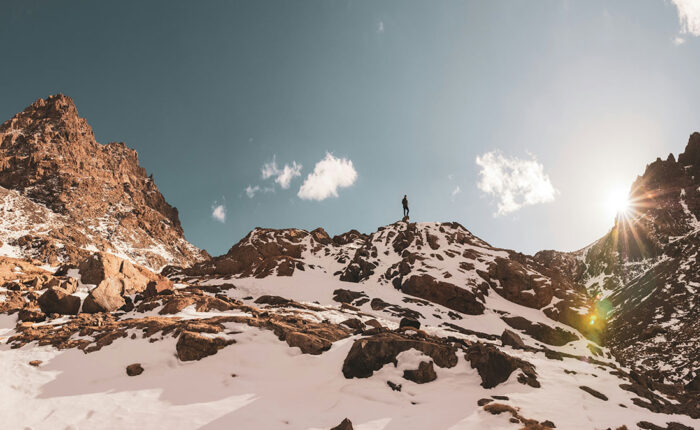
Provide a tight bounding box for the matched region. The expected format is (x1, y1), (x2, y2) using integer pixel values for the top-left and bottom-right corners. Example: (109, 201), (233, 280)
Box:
(402, 195), (409, 218)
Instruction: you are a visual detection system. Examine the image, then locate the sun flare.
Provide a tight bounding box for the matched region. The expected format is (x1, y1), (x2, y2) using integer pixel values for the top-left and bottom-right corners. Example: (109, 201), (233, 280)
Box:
(607, 186), (631, 218)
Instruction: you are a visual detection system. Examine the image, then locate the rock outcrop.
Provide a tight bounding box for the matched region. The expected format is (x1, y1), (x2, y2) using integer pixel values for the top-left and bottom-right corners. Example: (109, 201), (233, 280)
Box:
(0, 94), (206, 270)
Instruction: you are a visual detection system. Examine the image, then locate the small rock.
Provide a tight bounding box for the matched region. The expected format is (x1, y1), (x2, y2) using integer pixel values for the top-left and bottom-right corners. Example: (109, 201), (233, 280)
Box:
(28, 360), (42, 367)
(387, 381), (402, 391)
(126, 363), (144, 376)
(477, 398), (493, 406)
(18, 308), (46, 323)
(403, 360), (437, 384)
(330, 418), (354, 430)
(579, 385), (608, 401)
(82, 278), (126, 313)
(176, 331), (235, 361)
(399, 317), (421, 330)
(38, 287), (81, 315)
(500, 329), (526, 349)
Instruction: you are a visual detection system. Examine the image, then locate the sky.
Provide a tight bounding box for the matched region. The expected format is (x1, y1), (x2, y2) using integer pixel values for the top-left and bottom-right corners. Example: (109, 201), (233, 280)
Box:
(1, 0), (700, 256)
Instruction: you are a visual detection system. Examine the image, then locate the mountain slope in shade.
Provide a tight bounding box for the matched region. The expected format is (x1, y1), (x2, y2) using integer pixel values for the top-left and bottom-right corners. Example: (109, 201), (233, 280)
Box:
(569, 133), (700, 388)
(0, 95), (207, 270)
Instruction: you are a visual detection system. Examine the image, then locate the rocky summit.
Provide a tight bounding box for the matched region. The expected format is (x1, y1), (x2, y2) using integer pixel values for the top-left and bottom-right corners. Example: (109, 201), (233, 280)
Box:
(0, 96), (698, 429)
(0, 95), (207, 271)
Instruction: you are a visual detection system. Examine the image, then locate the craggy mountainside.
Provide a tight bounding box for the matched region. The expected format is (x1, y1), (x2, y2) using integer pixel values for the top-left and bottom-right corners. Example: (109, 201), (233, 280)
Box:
(0, 95), (206, 271)
(0, 95), (697, 429)
(568, 133), (700, 389)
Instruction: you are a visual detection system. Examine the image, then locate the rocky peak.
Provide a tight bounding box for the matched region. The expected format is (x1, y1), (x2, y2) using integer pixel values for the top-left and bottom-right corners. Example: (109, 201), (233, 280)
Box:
(0, 94), (206, 270)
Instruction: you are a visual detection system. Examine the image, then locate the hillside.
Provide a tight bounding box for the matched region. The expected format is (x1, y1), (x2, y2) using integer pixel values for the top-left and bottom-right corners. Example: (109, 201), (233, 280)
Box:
(0, 96), (697, 429)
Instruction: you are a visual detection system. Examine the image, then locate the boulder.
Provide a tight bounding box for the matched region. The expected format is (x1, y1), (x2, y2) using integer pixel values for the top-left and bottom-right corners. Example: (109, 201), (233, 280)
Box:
(330, 418), (354, 430)
(466, 343), (539, 388)
(486, 258), (554, 308)
(501, 329), (526, 349)
(78, 252), (162, 295)
(176, 331), (235, 361)
(17, 308), (46, 323)
(403, 360), (437, 383)
(502, 316), (578, 346)
(126, 363), (144, 376)
(143, 279), (173, 298)
(342, 332), (458, 379)
(37, 287), (81, 315)
(82, 278), (126, 313)
(332, 289), (367, 304)
(254, 295), (292, 306)
(401, 274), (484, 315)
(284, 331), (333, 355)
(399, 318), (421, 330)
(579, 385), (608, 401)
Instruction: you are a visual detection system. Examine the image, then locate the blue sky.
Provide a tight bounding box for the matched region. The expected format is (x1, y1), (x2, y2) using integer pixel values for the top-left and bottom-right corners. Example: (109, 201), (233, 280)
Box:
(1, 1), (699, 256)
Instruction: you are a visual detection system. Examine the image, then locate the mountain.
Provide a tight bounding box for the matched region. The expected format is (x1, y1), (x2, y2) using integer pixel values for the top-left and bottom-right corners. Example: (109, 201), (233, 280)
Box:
(0, 96), (697, 429)
(0, 94), (207, 271)
(572, 133), (700, 388)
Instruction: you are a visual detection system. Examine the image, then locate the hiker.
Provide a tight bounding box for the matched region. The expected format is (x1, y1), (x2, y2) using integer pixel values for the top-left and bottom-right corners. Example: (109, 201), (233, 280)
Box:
(402, 195), (409, 218)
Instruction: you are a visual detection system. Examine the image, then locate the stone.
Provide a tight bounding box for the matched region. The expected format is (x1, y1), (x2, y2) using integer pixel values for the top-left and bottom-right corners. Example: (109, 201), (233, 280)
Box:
(466, 343), (539, 388)
(126, 363), (144, 376)
(401, 274), (484, 315)
(37, 287), (81, 315)
(176, 331), (235, 361)
(399, 317), (421, 330)
(82, 278), (126, 313)
(579, 385), (608, 401)
(403, 360), (437, 383)
(501, 329), (526, 349)
(143, 279), (173, 298)
(330, 418), (354, 430)
(342, 332), (458, 379)
(17, 308), (46, 323)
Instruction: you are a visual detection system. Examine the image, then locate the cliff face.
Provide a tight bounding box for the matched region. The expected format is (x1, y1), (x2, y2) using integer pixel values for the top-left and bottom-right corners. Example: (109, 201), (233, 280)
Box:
(0, 94), (206, 270)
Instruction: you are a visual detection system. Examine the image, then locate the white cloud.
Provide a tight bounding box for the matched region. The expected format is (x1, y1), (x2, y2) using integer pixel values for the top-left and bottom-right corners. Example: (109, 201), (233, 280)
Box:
(673, 36), (686, 45)
(298, 153), (357, 201)
(275, 161), (302, 189)
(377, 21), (385, 33)
(672, 0), (700, 36)
(476, 151), (557, 216)
(211, 204), (226, 223)
(245, 185), (260, 198)
(260, 156), (302, 189)
(451, 186), (461, 201)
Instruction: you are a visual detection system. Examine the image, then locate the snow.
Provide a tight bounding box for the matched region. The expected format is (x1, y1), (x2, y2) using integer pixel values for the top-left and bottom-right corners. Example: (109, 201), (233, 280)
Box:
(1, 221), (698, 429)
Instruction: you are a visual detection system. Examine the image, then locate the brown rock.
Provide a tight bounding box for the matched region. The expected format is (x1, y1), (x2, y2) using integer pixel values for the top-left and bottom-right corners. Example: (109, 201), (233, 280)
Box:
(82, 278), (126, 313)
(342, 332), (458, 379)
(501, 329), (526, 349)
(175, 331), (235, 361)
(330, 418), (354, 430)
(126, 363), (144, 376)
(466, 343), (539, 388)
(502, 316), (578, 346)
(28, 360), (42, 367)
(37, 287), (81, 315)
(403, 360), (437, 383)
(17, 308), (46, 323)
(401, 274), (484, 315)
(143, 278), (173, 298)
(579, 385), (608, 401)
(284, 331), (333, 355)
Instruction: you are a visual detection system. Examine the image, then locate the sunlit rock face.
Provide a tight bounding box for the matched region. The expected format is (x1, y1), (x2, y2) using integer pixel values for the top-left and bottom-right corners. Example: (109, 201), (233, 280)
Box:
(0, 95), (207, 271)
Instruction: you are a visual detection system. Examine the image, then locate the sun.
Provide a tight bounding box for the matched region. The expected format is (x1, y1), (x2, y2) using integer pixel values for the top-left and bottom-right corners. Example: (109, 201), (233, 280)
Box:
(606, 185), (631, 218)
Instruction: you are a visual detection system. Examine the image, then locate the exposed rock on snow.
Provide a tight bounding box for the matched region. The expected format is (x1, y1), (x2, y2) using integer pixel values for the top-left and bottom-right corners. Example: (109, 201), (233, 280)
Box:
(342, 332), (458, 379)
